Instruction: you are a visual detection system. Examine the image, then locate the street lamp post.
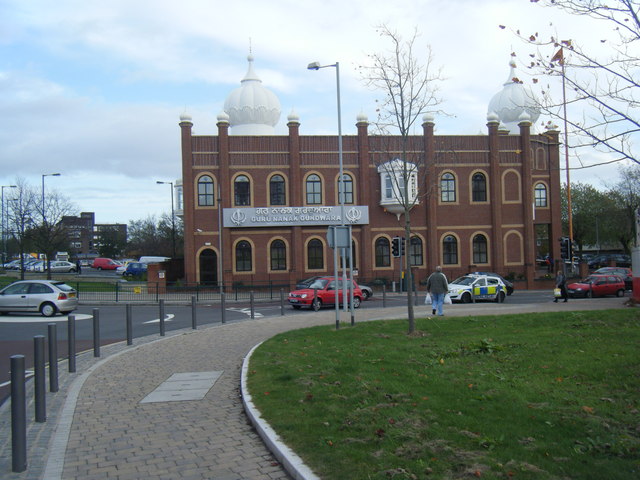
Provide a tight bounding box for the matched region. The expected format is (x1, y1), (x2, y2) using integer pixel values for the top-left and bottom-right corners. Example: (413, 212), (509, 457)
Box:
(41, 173), (61, 226)
(156, 181), (176, 258)
(308, 61), (353, 323)
(1, 185), (17, 265)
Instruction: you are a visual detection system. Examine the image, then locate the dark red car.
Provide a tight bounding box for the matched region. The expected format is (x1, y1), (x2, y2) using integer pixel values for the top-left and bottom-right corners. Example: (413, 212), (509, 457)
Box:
(567, 274), (626, 298)
(288, 277), (363, 311)
(593, 267), (633, 290)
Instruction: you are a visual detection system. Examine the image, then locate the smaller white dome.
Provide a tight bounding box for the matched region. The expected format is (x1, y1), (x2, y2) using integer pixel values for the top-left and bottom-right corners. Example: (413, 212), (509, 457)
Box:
(180, 112), (192, 122)
(287, 109), (300, 123)
(357, 111), (368, 123)
(518, 110), (531, 124)
(217, 111), (230, 123)
(486, 111), (499, 123)
(423, 113), (435, 124)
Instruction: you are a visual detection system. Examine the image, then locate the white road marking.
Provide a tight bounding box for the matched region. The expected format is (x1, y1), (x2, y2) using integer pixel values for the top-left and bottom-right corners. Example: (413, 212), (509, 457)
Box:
(227, 307), (264, 318)
(143, 314), (176, 324)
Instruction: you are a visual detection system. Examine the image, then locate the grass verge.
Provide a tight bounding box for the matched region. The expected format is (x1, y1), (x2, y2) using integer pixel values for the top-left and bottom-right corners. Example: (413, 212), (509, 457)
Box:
(247, 309), (640, 479)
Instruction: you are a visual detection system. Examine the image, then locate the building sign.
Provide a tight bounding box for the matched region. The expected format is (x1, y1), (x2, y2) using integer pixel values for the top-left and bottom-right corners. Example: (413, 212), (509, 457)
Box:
(223, 206), (369, 228)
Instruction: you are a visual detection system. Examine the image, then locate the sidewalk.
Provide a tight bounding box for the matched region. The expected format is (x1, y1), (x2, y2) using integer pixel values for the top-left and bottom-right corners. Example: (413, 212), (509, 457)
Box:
(0, 296), (631, 480)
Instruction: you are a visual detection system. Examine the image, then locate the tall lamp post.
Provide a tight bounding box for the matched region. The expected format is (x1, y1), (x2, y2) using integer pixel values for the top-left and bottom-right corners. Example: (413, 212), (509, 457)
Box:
(156, 181), (176, 258)
(308, 61), (352, 323)
(41, 173), (61, 226)
(1, 185), (17, 265)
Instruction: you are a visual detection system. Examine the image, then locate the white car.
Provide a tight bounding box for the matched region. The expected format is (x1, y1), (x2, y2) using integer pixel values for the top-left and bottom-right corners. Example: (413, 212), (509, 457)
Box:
(447, 274), (508, 304)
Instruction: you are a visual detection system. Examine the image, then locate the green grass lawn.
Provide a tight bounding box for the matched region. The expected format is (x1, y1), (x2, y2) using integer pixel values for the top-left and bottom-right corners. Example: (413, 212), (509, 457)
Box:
(247, 310), (640, 479)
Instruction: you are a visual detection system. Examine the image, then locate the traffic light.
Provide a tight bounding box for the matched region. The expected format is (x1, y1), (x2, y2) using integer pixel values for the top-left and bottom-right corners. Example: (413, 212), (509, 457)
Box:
(392, 237), (401, 257)
(560, 237), (571, 260)
(399, 237), (406, 256)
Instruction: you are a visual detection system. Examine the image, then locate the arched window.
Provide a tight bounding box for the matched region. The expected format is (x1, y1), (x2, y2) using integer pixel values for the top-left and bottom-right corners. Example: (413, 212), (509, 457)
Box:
(270, 175), (286, 206)
(473, 234), (488, 264)
(441, 173), (456, 202)
(443, 235), (458, 265)
(472, 173), (487, 202)
(270, 239), (286, 271)
(197, 175), (215, 206)
(307, 239), (324, 269)
(234, 175), (250, 206)
(338, 173), (354, 204)
(235, 240), (252, 271)
(409, 236), (423, 266)
(306, 174), (322, 204)
(534, 183), (547, 207)
(375, 237), (391, 267)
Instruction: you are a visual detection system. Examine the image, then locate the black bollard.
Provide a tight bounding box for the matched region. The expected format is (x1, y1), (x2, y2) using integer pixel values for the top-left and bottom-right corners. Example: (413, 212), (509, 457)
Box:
(34, 335), (46, 422)
(159, 299), (165, 336)
(126, 304), (133, 346)
(280, 288), (285, 316)
(191, 296), (197, 329)
(382, 285), (387, 308)
(221, 292), (226, 324)
(67, 314), (76, 373)
(250, 291), (255, 319)
(11, 355), (27, 472)
(48, 323), (58, 393)
(93, 308), (100, 357)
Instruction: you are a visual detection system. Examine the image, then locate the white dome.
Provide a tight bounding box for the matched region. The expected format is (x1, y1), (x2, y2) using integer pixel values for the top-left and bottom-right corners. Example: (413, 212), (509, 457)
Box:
(487, 59), (540, 133)
(223, 55), (281, 135)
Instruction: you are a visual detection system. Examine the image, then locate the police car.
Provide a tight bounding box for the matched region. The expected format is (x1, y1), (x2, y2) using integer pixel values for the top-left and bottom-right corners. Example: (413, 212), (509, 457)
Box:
(447, 274), (508, 303)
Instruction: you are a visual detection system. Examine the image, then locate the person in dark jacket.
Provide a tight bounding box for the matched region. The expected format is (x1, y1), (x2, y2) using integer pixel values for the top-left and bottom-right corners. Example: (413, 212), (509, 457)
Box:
(426, 266), (449, 316)
(554, 269), (568, 303)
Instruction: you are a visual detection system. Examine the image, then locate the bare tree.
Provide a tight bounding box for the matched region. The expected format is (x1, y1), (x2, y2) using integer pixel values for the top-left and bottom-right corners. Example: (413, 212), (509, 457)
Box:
(513, 0), (639, 168)
(360, 25), (445, 333)
(5, 178), (38, 279)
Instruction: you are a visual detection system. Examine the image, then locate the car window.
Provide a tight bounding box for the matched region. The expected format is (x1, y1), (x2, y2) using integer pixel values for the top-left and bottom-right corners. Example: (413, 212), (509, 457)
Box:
(30, 283), (54, 294)
(488, 278), (499, 286)
(474, 278), (487, 287)
(52, 282), (74, 292)
(3, 283), (31, 295)
(309, 279), (328, 289)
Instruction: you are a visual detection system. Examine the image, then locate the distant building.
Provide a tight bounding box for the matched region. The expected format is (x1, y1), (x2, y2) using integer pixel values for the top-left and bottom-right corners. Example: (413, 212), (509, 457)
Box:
(177, 56), (562, 288)
(60, 212), (127, 257)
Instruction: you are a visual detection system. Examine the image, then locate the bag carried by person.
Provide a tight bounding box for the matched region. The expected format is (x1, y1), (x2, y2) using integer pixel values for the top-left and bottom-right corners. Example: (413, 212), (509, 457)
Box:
(425, 293), (432, 305)
(444, 293), (452, 304)
(554, 288), (562, 298)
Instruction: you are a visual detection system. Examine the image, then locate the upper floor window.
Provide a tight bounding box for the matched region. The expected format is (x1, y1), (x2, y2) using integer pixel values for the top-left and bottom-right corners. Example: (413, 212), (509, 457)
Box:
(472, 173), (487, 202)
(534, 183), (547, 207)
(443, 235), (458, 265)
(441, 173), (456, 202)
(270, 175), (286, 206)
(306, 174), (322, 205)
(235, 240), (252, 272)
(197, 175), (215, 206)
(472, 234), (488, 264)
(234, 175), (251, 206)
(338, 173), (354, 204)
(375, 237), (391, 267)
(270, 239), (286, 271)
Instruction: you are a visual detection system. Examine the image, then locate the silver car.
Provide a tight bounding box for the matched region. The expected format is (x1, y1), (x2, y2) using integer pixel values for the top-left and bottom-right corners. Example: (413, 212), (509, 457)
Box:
(0, 280), (78, 317)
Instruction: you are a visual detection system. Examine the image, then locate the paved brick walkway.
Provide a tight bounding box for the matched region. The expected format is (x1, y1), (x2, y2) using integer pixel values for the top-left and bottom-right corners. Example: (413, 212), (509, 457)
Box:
(0, 295), (630, 479)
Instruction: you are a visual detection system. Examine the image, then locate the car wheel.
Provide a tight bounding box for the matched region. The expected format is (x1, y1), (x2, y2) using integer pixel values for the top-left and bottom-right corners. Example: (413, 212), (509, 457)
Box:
(312, 298), (322, 312)
(496, 291), (506, 303)
(362, 290), (370, 300)
(292, 305), (301, 310)
(461, 292), (472, 304)
(97, 267), (102, 271)
(616, 289), (625, 297)
(40, 302), (57, 317)
(353, 296), (361, 309)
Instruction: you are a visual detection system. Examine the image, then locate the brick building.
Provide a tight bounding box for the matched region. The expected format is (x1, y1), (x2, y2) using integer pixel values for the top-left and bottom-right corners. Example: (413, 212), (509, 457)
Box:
(178, 56), (562, 289)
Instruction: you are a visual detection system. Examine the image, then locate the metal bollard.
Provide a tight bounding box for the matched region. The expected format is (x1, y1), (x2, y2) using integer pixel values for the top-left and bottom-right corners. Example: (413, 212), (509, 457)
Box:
(93, 308), (100, 357)
(280, 288), (285, 316)
(250, 291), (255, 319)
(382, 285), (387, 308)
(48, 323), (58, 393)
(191, 296), (197, 329)
(11, 355), (27, 472)
(159, 299), (165, 336)
(34, 335), (46, 423)
(126, 304), (133, 346)
(221, 292), (226, 323)
(67, 314), (76, 373)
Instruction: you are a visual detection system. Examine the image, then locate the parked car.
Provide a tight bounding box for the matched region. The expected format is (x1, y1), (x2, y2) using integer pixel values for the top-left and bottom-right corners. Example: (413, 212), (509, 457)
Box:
(471, 272), (514, 295)
(48, 260), (78, 273)
(296, 276), (372, 300)
(289, 276), (363, 311)
(0, 280), (78, 317)
(593, 267), (633, 290)
(447, 274), (508, 303)
(92, 258), (121, 270)
(566, 274), (626, 298)
(30, 260), (46, 272)
(2, 259), (21, 270)
(122, 262), (148, 277)
(588, 254), (631, 269)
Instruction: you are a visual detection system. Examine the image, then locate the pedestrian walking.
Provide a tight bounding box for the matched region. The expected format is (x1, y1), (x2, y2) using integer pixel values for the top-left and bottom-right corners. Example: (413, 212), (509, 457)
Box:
(426, 266), (449, 316)
(554, 269), (568, 303)
(76, 259), (82, 275)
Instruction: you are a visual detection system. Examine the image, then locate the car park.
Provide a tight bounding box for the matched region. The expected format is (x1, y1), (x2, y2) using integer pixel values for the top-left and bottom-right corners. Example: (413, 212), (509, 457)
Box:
(567, 274), (626, 298)
(0, 280), (78, 317)
(588, 253), (631, 269)
(471, 271), (514, 295)
(289, 276), (363, 311)
(447, 274), (508, 303)
(593, 267), (633, 290)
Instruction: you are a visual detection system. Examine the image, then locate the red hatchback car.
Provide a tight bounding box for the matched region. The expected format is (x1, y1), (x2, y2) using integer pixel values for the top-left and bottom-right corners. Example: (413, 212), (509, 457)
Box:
(567, 274), (626, 298)
(288, 277), (363, 311)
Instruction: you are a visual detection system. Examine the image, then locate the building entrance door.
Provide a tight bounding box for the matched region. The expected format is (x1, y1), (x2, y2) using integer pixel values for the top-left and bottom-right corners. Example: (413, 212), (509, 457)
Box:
(199, 249), (217, 284)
